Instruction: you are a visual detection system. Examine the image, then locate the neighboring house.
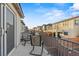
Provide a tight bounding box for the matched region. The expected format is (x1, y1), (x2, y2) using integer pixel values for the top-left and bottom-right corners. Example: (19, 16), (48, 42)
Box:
(33, 27), (37, 31)
(42, 24), (47, 32)
(45, 24), (52, 33)
(51, 16), (79, 38)
(39, 16), (79, 38)
(0, 3), (24, 56)
(41, 24), (53, 37)
(34, 16), (79, 41)
(36, 26), (42, 32)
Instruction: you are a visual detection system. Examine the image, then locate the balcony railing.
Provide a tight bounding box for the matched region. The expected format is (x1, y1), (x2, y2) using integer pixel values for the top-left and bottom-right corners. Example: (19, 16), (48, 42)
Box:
(42, 34), (79, 56)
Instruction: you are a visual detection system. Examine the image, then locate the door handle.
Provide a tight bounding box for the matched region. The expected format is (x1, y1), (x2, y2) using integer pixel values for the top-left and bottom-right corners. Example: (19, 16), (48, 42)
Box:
(5, 31), (7, 33)
(0, 27), (2, 36)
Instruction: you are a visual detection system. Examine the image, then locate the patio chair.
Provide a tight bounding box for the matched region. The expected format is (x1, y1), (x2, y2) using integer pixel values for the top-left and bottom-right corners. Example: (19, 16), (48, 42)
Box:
(30, 34), (44, 56)
(21, 32), (31, 46)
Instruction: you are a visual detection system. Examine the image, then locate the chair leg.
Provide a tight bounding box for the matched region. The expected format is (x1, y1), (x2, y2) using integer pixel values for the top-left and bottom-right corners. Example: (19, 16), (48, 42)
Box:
(23, 40), (26, 46)
(30, 45), (43, 56)
(41, 43), (43, 55)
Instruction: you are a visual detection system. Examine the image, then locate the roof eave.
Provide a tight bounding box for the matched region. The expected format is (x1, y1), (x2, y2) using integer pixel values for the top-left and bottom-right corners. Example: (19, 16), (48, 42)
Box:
(12, 3), (24, 18)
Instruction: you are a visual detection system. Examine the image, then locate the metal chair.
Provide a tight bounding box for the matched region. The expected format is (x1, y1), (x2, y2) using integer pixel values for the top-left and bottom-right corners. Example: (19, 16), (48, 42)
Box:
(30, 34), (44, 56)
(21, 32), (31, 46)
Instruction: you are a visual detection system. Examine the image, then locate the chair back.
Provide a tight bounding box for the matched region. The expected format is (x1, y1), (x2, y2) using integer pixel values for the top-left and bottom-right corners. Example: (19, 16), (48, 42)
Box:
(31, 35), (41, 46)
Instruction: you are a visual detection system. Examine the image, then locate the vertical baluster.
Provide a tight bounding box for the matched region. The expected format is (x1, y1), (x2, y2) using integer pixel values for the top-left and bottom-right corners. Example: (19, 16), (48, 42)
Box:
(58, 38), (60, 56)
(56, 37), (58, 56)
(63, 40), (65, 56)
(66, 40), (68, 56)
(60, 39), (62, 56)
(72, 42), (73, 56)
(62, 39), (64, 56)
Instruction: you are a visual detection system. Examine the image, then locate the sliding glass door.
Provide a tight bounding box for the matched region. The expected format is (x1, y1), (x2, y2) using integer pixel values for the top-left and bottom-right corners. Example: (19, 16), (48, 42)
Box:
(6, 7), (14, 55)
(0, 4), (15, 56)
(0, 4), (3, 56)
(0, 4), (1, 56)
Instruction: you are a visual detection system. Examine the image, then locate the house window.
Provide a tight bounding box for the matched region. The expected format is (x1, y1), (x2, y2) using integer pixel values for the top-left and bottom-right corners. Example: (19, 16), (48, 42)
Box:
(75, 19), (79, 25)
(64, 32), (68, 35)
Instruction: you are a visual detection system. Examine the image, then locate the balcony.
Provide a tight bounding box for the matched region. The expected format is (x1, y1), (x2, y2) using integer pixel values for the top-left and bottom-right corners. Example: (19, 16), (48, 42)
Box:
(9, 32), (79, 56)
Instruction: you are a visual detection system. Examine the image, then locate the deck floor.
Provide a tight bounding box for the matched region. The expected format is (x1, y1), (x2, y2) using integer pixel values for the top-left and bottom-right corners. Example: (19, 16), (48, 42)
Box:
(9, 41), (50, 56)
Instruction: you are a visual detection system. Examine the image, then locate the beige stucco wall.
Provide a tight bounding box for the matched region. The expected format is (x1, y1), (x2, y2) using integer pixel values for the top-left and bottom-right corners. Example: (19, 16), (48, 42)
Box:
(73, 18), (79, 37)
(45, 17), (79, 37)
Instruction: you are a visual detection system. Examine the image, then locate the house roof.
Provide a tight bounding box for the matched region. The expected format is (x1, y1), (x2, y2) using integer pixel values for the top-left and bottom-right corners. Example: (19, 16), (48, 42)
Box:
(52, 16), (79, 25)
(12, 3), (24, 18)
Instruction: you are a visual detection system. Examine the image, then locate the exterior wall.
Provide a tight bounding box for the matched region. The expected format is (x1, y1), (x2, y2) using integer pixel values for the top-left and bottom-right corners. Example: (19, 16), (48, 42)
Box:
(52, 24), (57, 33)
(46, 25), (52, 32)
(20, 20), (26, 40)
(73, 17), (79, 37)
(51, 17), (79, 38)
(21, 23), (25, 33)
(16, 17), (21, 46)
(42, 25), (47, 32)
(20, 20), (25, 33)
(0, 3), (24, 56)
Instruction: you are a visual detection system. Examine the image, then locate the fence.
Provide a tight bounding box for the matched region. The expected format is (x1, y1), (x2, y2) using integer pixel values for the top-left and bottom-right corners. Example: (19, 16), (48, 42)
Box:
(43, 35), (79, 56)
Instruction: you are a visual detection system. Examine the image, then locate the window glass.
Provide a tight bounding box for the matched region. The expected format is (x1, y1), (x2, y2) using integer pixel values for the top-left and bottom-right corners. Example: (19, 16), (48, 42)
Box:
(64, 32), (68, 35)
(75, 18), (79, 25)
(6, 7), (14, 55)
(0, 3), (1, 56)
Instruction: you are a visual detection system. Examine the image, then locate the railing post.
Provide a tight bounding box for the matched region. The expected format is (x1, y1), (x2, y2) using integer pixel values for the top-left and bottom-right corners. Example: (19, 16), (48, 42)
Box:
(58, 38), (59, 56)
(72, 41), (73, 56)
(63, 40), (65, 56)
(66, 39), (68, 56)
(60, 39), (62, 56)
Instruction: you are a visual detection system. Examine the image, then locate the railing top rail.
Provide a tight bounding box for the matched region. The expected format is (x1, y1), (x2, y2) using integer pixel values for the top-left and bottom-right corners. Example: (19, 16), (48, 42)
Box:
(60, 38), (79, 45)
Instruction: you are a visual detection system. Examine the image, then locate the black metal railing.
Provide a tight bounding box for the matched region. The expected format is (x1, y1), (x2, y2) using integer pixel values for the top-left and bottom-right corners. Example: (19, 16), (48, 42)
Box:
(43, 36), (79, 56)
(58, 38), (79, 56)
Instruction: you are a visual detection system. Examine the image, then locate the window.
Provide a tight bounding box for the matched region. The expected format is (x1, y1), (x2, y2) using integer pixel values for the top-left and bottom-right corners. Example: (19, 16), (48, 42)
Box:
(75, 19), (79, 25)
(64, 32), (68, 35)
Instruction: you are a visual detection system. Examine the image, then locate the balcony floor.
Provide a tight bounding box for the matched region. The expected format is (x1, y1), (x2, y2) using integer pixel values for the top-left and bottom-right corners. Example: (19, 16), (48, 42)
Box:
(9, 41), (50, 56)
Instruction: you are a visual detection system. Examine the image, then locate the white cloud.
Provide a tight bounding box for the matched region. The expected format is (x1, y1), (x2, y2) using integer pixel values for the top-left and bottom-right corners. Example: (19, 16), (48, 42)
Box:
(71, 3), (79, 10)
(44, 12), (52, 16)
(71, 12), (79, 17)
(42, 3), (79, 23)
(68, 3), (79, 17)
(43, 9), (66, 21)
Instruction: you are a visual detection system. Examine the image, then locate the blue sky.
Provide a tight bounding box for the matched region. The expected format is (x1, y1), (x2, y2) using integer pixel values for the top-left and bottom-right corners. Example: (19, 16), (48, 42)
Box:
(21, 3), (79, 29)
